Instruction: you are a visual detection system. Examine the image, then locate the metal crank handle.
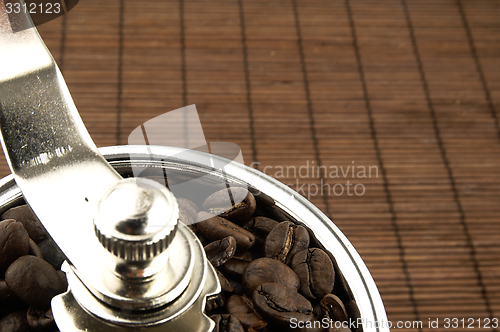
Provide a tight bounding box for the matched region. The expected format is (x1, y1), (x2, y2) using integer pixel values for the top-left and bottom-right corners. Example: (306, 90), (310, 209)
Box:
(0, 1), (219, 330)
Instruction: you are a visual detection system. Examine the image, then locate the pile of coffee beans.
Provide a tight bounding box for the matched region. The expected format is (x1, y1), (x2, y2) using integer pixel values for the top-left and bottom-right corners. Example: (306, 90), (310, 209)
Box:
(179, 185), (358, 332)
(0, 205), (66, 332)
(0, 182), (359, 332)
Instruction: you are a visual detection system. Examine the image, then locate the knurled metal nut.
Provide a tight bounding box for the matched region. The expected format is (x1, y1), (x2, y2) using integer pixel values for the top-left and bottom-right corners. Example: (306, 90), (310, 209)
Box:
(95, 225), (175, 261)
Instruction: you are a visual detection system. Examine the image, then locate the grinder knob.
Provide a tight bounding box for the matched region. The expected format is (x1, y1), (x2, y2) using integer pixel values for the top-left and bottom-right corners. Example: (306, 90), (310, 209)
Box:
(94, 178), (177, 263)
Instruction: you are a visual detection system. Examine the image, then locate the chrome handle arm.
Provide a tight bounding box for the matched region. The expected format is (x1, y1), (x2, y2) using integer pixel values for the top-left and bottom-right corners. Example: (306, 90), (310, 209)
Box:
(0, 0), (126, 305)
(0, 3), (219, 331)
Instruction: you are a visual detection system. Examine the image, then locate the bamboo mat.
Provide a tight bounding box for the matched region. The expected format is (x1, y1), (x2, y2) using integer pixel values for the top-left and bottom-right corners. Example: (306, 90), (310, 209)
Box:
(1, 0), (500, 331)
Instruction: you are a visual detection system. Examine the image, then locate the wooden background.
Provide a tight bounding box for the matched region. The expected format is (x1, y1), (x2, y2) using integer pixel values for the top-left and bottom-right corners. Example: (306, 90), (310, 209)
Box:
(1, 0), (499, 331)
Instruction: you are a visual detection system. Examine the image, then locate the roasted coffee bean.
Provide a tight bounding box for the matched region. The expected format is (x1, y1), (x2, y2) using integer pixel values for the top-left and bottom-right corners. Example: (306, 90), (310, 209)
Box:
(1, 205), (47, 244)
(37, 238), (66, 270)
(205, 236), (237, 267)
(199, 235), (212, 247)
(203, 188), (256, 224)
(219, 260), (248, 281)
(253, 283), (313, 330)
(299, 318), (325, 332)
(219, 251), (255, 281)
(196, 212), (255, 251)
(206, 293), (226, 315)
(0, 310), (30, 332)
(216, 269), (234, 293)
(254, 205), (291, 222)
(57, 270), (68, 292)
(187, 223), (203, 239)
(177, 197), (199, 225)
(248, 187), (275, 208)
(187, 222), (211, 246)
(180, 182), (351, 329)
(252, 206), (269, 219)
(291, 248), (335, 300)
(211, 314), (245, 332)
(0, 280), (25, 309)
(242, 257), (300, 296)
(345, 300), (360, 328)
(226, 294), (267, 331)
(0, 305), (8, 319)
(0, 220), (30, 271)
(325, 327), (352, 332)
(265, 221), (310, 265)
(250, 326), (274, 332)
(228, 279), (245, 295)
(210, 314), (245, 332)
(244, 217), (280, 235)
(28, 239), (44, 259)
(320, 294), (348, 323)
(27, 306), (57, 332)
(243, 217), (279, 253)
(5, 256), (66, 308)
(312, 302), (323, 320)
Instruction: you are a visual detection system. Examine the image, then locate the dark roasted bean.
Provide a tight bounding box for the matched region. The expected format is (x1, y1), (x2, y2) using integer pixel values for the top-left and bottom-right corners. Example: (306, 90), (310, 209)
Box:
(219, 259), (248, 281)
(196, 212), (255, 251)
(261, 205), (291, 222)
(0, 280), (25, 309)
(27, 306), (57, 332)
(187, 223), (211, 246)
(206, 293), (226, 315)
(253, 283), (313, 330)
(244, 217), (280, 235)
(265, 221), (309, 265)
(0, 310), (30, 332)
(345, 300), (360, 325)
(226, 294), (267, 331)
(5, 256), (66, 308)
(203, 188), (256, 224)
(325, 327), (352, 332)
(191, 183), (351, 330)
(243, 217), (279, 253)
(296, 319), (324, 332)
(228, 279), (245, 296)
(1, 205), (47, 243)
(210, 314), (245, 332)
(250, 326), (274, 332)
(248, 187), (275, 208)
(242, 257), (300, 296)
(320, 294), (349, 323)
(219, 251), (257, 281)
(291, 248), (335, 300)
(37, 238), (66, 270)
(0, 305), (8, 319)
(0, 220), (30, 271)
(57, 270), (68, 292)
(205, 236), (237, 267)
(28, 239), (44, 259)
(252, 206), (269, 219)
(216, 269), (234, 293)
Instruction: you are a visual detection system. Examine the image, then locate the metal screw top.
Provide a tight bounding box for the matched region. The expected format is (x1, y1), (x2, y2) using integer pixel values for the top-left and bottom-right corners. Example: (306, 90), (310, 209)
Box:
(94, 178), (178, 262)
